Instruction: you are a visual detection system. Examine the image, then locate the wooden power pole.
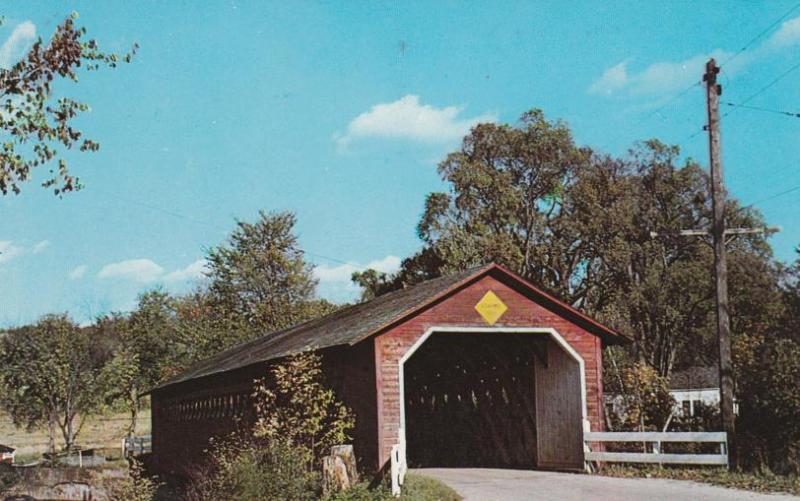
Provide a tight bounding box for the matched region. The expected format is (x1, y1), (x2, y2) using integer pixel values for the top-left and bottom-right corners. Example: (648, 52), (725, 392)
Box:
(704, 58), (737, 469)
(650, 59), (780, 468)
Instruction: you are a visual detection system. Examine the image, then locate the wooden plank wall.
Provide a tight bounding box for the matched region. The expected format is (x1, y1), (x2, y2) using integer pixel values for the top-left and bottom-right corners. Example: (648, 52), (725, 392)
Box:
(535, 340), (584, 469)
(152, 344), (378, 477)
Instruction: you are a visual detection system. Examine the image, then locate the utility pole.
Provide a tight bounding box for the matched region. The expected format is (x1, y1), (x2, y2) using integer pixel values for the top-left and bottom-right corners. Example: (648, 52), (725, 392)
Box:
(704, 57), (737, 470)
(649, 58), (780, 469)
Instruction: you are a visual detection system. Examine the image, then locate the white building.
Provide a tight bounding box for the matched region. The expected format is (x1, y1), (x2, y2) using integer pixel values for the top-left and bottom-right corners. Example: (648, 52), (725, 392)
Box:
(605, 366), (736, 425)
(669, 366), (721, 417)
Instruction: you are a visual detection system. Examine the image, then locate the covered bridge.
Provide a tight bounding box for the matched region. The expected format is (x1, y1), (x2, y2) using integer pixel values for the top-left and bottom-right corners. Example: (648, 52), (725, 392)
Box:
(151, 264), (627, 475)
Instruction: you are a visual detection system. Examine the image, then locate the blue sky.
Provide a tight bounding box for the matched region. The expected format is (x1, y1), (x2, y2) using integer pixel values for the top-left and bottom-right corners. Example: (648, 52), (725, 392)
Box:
(1, 1), (799, 326)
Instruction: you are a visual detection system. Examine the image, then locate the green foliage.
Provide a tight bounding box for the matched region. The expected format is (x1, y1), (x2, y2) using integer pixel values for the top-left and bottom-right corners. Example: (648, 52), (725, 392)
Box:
(106, 460), (160, 501)
(779, 247), (800, 343)
(352, 248), (444, 302)
(252, 352), (355, 471)
(360, 110), (778, 380)
(184, 352), (355, 499)
(101, 290), (180, 435)
(0, 314), (106, 452)
(612, 362), (675, 431)
(326, 474), (461, 501)
(172, 287), (255, 367)
(0, 13), (136, 196)
(184, 438), (319, 501)
(395, 473), (462, 501)
(0, 462), (19, 492)
(671, 400), (720, 433)
(206, 210), (320, 331)
(326, 482), (394, 501)
(735, 333), (800, 474)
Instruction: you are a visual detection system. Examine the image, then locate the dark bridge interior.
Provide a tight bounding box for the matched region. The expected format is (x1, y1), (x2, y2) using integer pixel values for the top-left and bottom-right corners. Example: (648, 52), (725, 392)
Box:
(403, 333), (548, 468)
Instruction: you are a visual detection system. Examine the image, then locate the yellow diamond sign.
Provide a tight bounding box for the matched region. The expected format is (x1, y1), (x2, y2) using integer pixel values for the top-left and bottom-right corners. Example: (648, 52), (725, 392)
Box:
(475, 291), (508, 325)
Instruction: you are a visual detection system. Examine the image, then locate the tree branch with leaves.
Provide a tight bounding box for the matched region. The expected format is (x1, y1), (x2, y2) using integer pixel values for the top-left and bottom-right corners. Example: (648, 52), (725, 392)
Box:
(0, 12), (136, 196)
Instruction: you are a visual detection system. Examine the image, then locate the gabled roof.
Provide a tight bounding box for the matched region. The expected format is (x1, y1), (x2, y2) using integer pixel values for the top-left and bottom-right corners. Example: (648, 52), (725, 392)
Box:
(155, 263), (627, 391)
(670, 366), (719, 390)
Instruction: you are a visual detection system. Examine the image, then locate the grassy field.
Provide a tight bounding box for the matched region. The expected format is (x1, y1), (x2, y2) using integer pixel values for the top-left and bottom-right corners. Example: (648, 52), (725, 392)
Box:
(0, 409), (151, 458)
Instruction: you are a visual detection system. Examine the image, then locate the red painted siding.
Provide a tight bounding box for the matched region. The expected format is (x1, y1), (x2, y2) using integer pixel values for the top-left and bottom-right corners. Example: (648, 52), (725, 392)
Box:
(373, 273), (605, 468)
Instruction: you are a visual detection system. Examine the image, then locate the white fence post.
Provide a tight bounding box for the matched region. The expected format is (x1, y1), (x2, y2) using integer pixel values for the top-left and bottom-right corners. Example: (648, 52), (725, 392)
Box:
(390, 429), (407, 497)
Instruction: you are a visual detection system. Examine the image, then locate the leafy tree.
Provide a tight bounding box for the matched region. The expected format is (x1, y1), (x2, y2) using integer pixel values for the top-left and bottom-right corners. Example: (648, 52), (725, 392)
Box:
(104, 290), (179, 435)
(0, 12), (136, 196)
(0, 314), (104, 452)
(778, 246), (800, 343)
(415, 110), (590, 301)
(735, 333), (800, 473)
(361, 110), (778, 378)
(206, 210), (329, 332)
(252, 352), (355, 472)
(351, 248), (445, 302)
(0, 324), (46, 442)
(173, 287), (255, 367)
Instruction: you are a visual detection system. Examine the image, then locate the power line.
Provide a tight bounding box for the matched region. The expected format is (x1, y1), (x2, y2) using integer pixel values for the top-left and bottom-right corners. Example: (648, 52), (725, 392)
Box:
(722, 60), (800, 118)
(687, 59), (800, 140)
(740, 184), (800, 212)
(721, 101), (800, 118)
(719, 2), (800, 68)
(608, 4), (800, 149)
(597, 80), (702, 152)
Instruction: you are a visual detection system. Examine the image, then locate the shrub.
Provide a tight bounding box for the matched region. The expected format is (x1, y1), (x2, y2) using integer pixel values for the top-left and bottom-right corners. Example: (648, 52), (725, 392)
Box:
(106, 460), (160, 501)
(184, 438), (319, 501)
(735, 334), (800, 474)
(0, 462), (19, 492)
(184, 352), (357, 499)
(611, 362), (674, 432)
(252, 352), (355, 471)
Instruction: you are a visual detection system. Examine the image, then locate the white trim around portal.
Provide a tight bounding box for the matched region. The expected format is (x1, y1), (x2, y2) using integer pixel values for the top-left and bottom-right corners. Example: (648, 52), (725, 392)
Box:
(397, 326), (589, 454)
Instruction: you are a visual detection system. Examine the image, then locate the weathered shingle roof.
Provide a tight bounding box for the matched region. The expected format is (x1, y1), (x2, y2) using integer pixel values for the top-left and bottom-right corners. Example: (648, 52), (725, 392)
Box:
(670, 366), (719, 390)
(155, 263), (627, 391)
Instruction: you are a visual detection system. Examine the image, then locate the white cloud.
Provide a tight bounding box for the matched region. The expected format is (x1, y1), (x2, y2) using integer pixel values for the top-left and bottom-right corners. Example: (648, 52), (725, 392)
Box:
(314, 255), (402, 287)
(31, 240), (50, 254)
(163, 259), (209, 283)
(590, 50), (730, 97)
(588, 61), (629, 95)
(0, 241), (24, 264)
(769, 16), (800, 48)
(98, 259), (165, 283)
(0, 21), (36, 69)
(97, 257), (209, 285)
(590, 16), (800, 98)
(336, 95), (495, 151)
(68, 264), (88, 280)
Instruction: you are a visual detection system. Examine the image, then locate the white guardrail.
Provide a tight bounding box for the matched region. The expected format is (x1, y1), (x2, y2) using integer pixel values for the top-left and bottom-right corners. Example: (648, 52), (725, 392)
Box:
(122, 435), (152, 458)
(584, 431), (728, 466)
